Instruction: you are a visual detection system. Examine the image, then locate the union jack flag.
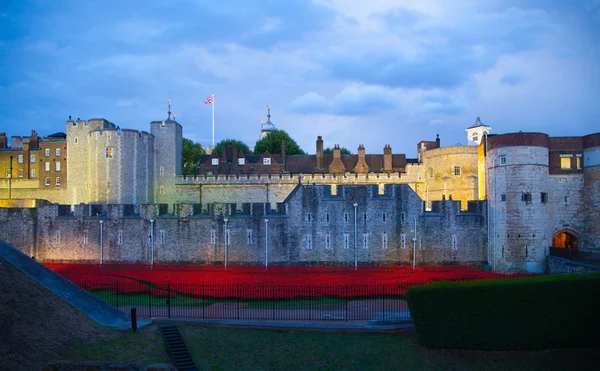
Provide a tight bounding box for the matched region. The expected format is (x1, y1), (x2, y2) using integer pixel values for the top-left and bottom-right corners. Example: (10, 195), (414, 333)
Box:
(204, 95), (213, 104)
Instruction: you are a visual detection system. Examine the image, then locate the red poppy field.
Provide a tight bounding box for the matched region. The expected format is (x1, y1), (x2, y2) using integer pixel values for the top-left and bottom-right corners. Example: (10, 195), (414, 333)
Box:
(45, 263), (531, 299)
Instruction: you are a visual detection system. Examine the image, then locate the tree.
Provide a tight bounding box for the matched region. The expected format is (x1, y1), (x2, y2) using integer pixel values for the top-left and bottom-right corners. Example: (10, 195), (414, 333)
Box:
(323, 147), (352, 155)
(182, 138), (205, 176)
(254, 129), (305, 155)
(213, 139), (251, 157)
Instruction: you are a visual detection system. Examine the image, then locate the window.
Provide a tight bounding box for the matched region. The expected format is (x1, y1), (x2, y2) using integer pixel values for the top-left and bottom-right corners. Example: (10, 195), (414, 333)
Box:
(238, 158), (245, 165)
(401, 212), (405, 223)
(325, 213), (330, 223)
(159, 167), (164, 176)
(343, 233), (350, 249)
(56, 177), (61, 186)
(210, 230), (216, 245)
(541, 192), (548, 204)
(382, 213), (387, 223)
(428, 167), (433, 179)
(363, 213), (367, 222)
(382, 232), (388, 249)
(56, 148), (61, 156)
(30, 169), (36, 178)
(83, 230), (89, 244)
(263, 157), (271, 165)
(560, 154), (572, 170)
(5, 169), (10, 178)
(452, 235), (457, 250)
(160, 186), (165, 195)
(211, 158), (219, 165)
(473, 136), (478, 142)
(362, 233), (368, 249)
(74, 137), (78, 144)
(117, 230), (123, 245)
(159, 230), (165, 245)
(45, 162), (50, 172)
(500, 155), (507, 165)
(306, 213), (312, 222)
(325, 233), (331, 249)
(45, 148), (50, 156)
(55, 230), (61, 244)
(306, 234), (313, 249)
(247, 230), (253, 245)
(454, 166), (461, 176)
(30, 154), (36, 163)
(401, 233), (406, 249)
(576, 154), (582, 170)
(18, 155), (23, 163)
(44, 177), (50, 185)
(522, 193), (532, 204)
(344, 213), (350, 223)
(378, 183), (385, 195)
(106, 147), (114, 158)
(501, 194), (506, 202)
(17, 169), (23, 178)
(55, 162), (61, 171)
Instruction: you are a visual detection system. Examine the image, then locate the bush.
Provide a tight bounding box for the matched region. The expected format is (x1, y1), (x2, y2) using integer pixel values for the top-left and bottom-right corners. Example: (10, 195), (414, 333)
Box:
(405, 273), (600, 350)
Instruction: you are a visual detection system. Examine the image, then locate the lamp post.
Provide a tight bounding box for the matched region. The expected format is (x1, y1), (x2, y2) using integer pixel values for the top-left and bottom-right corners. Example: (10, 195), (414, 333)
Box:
(224, 217), (229, 269)
(8, 155), (13, 199)
(264, 219), (269, 271)
(413, 217), (417, 269)
(99, 219), (104, 266)
(491, 152), (504, 271)
(353, 202), (358, 271)
(150, 219), (155, 266)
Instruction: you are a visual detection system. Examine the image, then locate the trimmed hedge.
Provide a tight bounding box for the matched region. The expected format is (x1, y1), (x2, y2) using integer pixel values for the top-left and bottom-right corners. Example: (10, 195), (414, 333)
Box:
(405, 273), (600, 350)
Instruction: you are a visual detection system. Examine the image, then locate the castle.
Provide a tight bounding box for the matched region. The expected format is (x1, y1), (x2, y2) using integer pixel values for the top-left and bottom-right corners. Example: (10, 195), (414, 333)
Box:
(0, 107), (598, 273)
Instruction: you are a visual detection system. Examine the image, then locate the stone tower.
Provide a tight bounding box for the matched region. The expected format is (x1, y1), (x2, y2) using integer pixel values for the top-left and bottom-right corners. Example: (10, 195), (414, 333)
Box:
(151, 102), (182, 209)
(583, 133), (600, 253)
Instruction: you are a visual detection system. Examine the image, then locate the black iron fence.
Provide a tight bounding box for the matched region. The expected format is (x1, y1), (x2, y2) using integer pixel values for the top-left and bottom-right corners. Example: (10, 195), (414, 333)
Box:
(81, 281), (411, 321)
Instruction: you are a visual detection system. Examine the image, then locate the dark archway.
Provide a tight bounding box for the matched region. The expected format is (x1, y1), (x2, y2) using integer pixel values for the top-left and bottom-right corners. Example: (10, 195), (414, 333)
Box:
(550, 230), (579, 259)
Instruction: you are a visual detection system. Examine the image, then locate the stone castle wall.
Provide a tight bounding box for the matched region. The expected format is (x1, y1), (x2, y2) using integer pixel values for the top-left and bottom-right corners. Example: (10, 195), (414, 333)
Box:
(583, 134), (600, 252)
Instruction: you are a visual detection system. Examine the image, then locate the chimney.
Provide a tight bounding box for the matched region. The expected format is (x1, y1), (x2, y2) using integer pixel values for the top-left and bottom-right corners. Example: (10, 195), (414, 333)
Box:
(435, 134), (440, 148)
(281, 140), (286, 167)
(316, 136), (324, 169)
(328, 144), (345, 174)
(30, 130), (39, 149)
(354, 144), (369, 173)
(383, 144), (392, 172)
(232, 146), (239, 172)
(0, 133), (6, 149)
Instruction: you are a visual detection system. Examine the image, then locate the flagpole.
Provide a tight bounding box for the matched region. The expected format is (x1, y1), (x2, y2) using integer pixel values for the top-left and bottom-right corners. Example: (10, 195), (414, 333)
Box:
(211, 93), (215, 147)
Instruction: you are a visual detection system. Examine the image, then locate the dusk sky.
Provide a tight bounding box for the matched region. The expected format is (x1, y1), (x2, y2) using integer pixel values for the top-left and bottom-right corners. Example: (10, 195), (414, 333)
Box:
(1, 0), (599, 157)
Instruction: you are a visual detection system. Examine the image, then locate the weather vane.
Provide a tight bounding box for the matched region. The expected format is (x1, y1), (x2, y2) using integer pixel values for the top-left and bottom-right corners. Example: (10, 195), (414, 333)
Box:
(167, 100), (172, 119)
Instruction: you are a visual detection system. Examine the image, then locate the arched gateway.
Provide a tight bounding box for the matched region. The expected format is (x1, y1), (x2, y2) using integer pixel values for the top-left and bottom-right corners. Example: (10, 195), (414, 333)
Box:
(550, 229), (579, 259)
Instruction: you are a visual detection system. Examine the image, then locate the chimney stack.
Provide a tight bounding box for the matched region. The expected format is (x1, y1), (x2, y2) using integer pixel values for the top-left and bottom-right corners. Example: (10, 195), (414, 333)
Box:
(383, 144), (392, 172)
(435, 134), (440, 148)
(354, 144), (369, 173)
(0, 133), (6, 149)
(281, 139), (286, 167)
(328, 144), (345, 174)
(30, 130), (40, 149)
(316, 136), (324, 170)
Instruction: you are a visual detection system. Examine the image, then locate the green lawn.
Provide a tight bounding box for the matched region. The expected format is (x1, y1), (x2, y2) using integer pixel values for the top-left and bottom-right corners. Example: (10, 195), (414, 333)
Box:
(67, 324), (600, 371)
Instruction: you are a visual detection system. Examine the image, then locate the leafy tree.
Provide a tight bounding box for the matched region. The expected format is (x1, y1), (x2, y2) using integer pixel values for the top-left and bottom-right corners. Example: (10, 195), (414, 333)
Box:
(323, 147), (352, 155)
(213, 139), (251, 156)
(182, 138), (205, 176)
(254, 129), (305, 155)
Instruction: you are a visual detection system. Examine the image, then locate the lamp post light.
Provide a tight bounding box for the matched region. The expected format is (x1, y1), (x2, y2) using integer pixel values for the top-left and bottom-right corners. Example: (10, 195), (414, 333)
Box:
(99, 219), (104, 266)
(491, 152), (504, 271)
(224, 217), (229, 269)
(412, 217), (417, 269)
(8, 155), (13, 199)
(353, 202), (358, 271)
(264, 219), (269, 271)
(149, 219), (155, 266)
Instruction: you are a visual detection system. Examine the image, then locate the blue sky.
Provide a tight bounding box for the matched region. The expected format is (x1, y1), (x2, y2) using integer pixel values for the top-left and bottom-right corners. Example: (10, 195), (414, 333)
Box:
(1, 0), (599, 156)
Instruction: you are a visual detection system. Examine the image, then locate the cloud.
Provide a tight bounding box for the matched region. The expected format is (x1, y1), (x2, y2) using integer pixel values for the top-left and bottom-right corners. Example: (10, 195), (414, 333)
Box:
(288, 85), (400, 116)
(499, 71), (527, 86)
(415, 102), (467, 116)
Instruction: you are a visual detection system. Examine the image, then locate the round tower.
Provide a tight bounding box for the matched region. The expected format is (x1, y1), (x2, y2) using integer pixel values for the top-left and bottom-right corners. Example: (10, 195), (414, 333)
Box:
(583, 133), (600, 253)
(487, 133), (550, 272)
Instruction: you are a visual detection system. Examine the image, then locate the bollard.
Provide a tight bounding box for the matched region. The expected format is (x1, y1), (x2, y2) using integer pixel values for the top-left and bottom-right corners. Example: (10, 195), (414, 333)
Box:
(131, 308), (137, 333)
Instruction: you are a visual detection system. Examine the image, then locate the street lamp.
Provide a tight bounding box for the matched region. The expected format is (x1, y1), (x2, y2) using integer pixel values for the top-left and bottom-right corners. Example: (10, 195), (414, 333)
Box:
(264, 219), (269, 271)
(99, 219), (104, 266)
(412, 217), (417, 269)
(8, 155), (13, 199)
(491, 152), (504, 271)
(224, 217), (229, 269)
(149, 219), (155, 266)
(353, 202), (358, 271)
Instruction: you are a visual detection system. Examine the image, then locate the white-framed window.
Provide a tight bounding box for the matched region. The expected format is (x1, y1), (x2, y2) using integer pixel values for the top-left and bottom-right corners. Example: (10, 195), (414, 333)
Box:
(56, 148), (61, 156)
(18, 169), (23, 178)
(344, 233), (350, 249)
(211, 158), (219, 166)
(263, 157), (271, 165)
(159, 230), (165, 245)
(344, 213), (350, 223)
(382, 213), (387, 223)
(83, 230), (89, 245)
(30, 154), (36, 163)
(56, 177), (61, 186)
(560, 154), (572, 170)
(382, 232), (388, 249)
(238, 158), (245, 165)
(452, 234), (457, 250)
(454, 166), (461, 176)
(473, 136), (478, 143)
(30, 169), (36, 178)
(45, 148), (50, 156)
(55, 230), (61, 244)
(44, 177), (50, 186)
(362, 233), (368, 249)
(18, 155), (23, 163)
(210, 230), (216, 245)
(106, 147), (113, 159)
(247, 229), (253, 245)
(500, 155), (507, 165)
(117, 230), (123, 245)
(160, 186), (165, 195)
(160, 166), (164, 176)
(576, 154), (582, 170)
(45, 162), (50, 172)
(55, 162), (61, 171)
(401, 233), (406, 249)
(325, 233), (331, 249)
(306, 234), (313, 249)
(5, 169), (10, 178)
